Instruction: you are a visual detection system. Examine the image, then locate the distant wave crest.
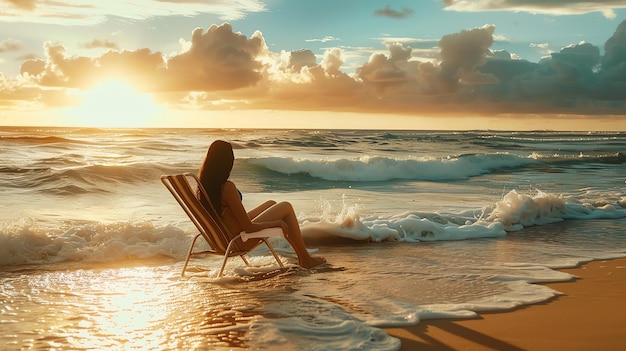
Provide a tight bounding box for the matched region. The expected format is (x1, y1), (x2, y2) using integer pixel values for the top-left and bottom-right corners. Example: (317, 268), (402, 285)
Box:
(247, 154), (536, 182)
(0, 135), (83, 145)
(247, 153), (626, 182)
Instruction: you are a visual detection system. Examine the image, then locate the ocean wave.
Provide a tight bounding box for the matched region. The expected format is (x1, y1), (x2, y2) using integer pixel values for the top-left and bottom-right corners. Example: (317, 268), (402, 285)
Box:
(0, 135), (84, 145)
(2, 189), (624, 267)
(485, 190), (626, 231)
(246, 152), (626, 182)
(0, 220), (191, 267)
(296, 189), (626, 246)
(1, 163), (185, 194)
(247, 154), (537, 182)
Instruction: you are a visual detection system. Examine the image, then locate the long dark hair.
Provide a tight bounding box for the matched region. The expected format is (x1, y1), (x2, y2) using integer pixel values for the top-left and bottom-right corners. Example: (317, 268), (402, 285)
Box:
(197, 140), (234, 213)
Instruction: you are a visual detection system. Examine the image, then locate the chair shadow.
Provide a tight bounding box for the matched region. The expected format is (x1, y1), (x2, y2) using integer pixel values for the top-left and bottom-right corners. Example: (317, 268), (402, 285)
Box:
(392, 320), (526, 351)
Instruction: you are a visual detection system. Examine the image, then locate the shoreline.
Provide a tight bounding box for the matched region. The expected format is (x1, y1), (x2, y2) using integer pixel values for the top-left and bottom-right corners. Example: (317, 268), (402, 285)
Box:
(385, 257), (626, 351)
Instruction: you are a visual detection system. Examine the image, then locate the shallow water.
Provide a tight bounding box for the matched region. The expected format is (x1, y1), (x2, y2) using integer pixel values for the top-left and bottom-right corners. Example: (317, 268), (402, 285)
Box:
(2, 219), (623, 350)
(1, 127), (625, 350)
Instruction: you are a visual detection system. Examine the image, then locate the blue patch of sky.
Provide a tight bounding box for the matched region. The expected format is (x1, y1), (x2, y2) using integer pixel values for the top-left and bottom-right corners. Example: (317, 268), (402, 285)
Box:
(232, 1), (625, 65)
(1, 1), (623, 78)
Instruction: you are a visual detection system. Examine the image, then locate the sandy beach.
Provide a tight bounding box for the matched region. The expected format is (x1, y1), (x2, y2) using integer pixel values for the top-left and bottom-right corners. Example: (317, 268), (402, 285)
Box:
(385, 257), (626, 351)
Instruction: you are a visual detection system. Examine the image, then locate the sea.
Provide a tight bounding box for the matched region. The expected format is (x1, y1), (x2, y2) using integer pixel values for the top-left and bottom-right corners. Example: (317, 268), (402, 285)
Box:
(1, 127), (625, 350)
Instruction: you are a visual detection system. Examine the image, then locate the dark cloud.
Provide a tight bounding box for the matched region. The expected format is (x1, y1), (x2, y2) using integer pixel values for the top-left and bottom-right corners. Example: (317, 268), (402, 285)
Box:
(472, 24), (626, 112)
(596, 20), (626, 100)
(375, 5), (414, 19)
(288, 49), (317, 72)
(439, 25), (496, 85)
(602, 20), (626, 70)
(479, 55), (537, 83)
(553, 42), (600, 69)
(357, 44), (421, 91)
(165, 23), (269, 91)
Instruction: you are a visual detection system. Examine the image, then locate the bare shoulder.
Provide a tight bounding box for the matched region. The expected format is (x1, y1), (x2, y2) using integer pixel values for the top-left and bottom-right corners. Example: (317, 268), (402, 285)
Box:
(222, 180), (238, 195)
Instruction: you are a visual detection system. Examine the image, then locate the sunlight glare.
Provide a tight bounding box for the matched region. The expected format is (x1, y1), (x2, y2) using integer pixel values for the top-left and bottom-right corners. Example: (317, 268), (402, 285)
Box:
(82, 267), (170, 350)
(70, 80), (161, 128)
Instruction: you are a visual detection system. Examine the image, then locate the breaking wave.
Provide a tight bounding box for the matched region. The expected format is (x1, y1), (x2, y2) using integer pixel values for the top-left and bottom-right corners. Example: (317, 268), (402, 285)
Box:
(246, 152), (625, 182)
(2, 189), (624, 267)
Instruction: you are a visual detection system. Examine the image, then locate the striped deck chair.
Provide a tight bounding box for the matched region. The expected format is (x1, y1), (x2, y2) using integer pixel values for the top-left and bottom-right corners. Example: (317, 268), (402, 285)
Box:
(161, 173), (285, 277)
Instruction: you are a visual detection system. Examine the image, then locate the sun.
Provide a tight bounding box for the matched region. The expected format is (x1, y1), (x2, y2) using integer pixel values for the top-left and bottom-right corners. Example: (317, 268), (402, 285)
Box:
(69, 80), (161, 128)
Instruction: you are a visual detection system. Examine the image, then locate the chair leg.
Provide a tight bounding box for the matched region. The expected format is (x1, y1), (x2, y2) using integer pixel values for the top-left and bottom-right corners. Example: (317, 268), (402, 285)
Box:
(181, 233), (202, 277)
(264, 239), (285, 268)
(218, 254), (230, 278)
(218, 238), (240, 277)
(217, 237), (285, 277)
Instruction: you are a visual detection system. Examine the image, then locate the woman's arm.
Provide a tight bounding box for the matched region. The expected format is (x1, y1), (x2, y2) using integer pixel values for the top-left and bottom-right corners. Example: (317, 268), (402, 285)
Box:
(222, 181), (284, 233)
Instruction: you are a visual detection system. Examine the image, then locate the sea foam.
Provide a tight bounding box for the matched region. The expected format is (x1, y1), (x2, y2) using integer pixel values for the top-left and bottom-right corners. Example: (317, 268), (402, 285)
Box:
(2, 189), (624, 267)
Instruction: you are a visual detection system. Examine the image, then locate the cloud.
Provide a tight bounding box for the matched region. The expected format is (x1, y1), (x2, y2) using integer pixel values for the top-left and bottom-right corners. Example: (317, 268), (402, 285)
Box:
(552, 42), (600, 69)
(597, 20), (626, 100)
(165, 23), (270, 91)
(19, 23), (269, 93)
(0, 39), (22, 53)
(256, 47), (366, 111)
(19, 57), (45, 76)
(0, 70), (67, 111)
(4, 20), (626, 116)
(530, 42), (551, 53)
(375, 37), (439, 46)
(375, 5), (415, 19)
(2, 0), (36, 10)
(0, 0), (267, 25)
(602, 20), (626, 69)
(80, 39), (119, 50)
(305, 36), (340, 43)
(442, 0), (626, 19)
(474, 25), (626, 112)
(22, 42), (167, 91)
(439, 25), (496, 84)
(287, 49), (317, 72)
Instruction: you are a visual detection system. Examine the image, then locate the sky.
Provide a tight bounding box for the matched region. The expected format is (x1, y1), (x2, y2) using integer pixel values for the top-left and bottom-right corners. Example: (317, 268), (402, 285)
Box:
(0, 0), (625, 130)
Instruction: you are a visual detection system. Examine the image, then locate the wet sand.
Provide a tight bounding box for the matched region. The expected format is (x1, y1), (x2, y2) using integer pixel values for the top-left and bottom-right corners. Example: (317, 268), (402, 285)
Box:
(385, 257), (626, 351)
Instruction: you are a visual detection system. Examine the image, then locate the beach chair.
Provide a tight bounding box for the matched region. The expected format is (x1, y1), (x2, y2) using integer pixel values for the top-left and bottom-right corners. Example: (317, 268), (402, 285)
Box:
(161, 173), (285, 277)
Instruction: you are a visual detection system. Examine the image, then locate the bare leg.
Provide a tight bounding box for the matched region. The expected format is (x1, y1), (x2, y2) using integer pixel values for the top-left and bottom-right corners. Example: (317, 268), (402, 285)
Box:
(253, 202), (326, 268)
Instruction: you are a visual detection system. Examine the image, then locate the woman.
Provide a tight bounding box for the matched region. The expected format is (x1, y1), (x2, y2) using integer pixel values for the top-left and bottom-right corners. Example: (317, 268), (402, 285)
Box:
(198, 140), (326, 269)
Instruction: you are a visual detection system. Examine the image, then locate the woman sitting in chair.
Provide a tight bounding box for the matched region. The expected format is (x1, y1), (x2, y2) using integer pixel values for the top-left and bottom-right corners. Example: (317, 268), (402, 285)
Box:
(198, 140), (326, 269)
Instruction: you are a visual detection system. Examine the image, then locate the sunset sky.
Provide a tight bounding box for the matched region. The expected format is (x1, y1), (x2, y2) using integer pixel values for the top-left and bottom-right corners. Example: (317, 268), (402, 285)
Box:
(1, 0), (625, 130)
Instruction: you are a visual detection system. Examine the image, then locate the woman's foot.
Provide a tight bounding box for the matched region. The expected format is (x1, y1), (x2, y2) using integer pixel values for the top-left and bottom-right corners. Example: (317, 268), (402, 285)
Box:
(299, 255), (327, 269)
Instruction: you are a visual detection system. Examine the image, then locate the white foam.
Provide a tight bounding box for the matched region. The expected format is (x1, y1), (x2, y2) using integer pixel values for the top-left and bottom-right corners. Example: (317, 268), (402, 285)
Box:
(487, 189), (626, 231)
(0, 219), (190, 266)
(420, 281), (562, 318)
(2, 189), (624, 267)
(251, 302), (402, 351)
